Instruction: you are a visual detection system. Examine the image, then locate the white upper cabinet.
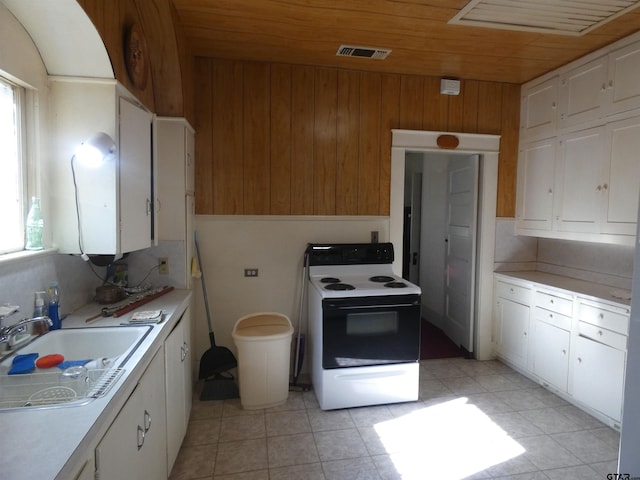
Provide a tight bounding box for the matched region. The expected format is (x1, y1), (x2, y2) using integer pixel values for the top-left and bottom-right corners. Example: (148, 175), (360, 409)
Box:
(558, 55), (609, 129)
(517, 31), (640, 245)
(119, 97), (153, 253)
(608, 41), (640, 116)
(155, 117), (195, 288)
(554, 126), (607, 234)
(49, 78), (153, 256)
(520, 76), (558, 141)
(515, 138), (556, 231)
(602, 116), (640, 235)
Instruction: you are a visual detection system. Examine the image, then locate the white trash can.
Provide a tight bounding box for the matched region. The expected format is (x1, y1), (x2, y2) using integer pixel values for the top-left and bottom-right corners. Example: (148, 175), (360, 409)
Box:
(232, 312), (294, 409)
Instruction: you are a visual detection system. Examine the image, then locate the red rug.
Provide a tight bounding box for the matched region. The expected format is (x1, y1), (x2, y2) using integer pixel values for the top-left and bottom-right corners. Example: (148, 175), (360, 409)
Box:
(420, 318), (465, 360)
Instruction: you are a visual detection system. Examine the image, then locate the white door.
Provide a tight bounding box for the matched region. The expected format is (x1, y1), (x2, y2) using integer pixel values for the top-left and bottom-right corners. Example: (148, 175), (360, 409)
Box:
(520, 76), (558, 140)
(443, 155), (479, 353)
(516, 138), (556, 231)
(608, 41), (640, 116)
(555, 126), (607, 233)
(558, 55), (608, 128)
(602, 116), (640, 235)
(119, 97), (153, 253)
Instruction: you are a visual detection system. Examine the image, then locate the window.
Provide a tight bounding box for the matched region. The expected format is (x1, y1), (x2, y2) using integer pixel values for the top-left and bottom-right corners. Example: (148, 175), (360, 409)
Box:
(0, 76), (26, 254)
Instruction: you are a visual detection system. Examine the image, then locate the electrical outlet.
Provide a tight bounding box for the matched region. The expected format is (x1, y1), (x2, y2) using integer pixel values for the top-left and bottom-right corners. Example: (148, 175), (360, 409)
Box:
(244, 268), (259, 277)
(371, 231), (379, 243)
(159, 257), (169, 274)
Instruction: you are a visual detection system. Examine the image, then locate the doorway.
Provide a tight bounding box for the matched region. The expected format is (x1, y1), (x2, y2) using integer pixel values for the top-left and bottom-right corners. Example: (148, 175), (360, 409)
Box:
(390, 130), (500, 361)
(403, 152), (480, 356)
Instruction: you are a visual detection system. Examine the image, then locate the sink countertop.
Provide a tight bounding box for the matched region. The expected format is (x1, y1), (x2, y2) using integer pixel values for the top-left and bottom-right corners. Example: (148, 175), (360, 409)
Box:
(494, 270), (632, 308)
(0, 288), (192, 480)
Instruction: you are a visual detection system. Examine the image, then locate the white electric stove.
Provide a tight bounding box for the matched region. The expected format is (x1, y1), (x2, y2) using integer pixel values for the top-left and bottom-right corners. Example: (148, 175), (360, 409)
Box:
(306, 243), (422, 410)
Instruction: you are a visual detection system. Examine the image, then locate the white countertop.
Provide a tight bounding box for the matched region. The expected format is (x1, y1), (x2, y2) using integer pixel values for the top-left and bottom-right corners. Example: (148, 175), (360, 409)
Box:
(494, 271), (632, 308)
(0, 288), (192, 480)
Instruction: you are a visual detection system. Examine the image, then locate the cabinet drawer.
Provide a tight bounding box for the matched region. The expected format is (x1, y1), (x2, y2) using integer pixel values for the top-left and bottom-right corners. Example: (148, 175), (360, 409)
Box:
(534, 291), (573, 316)
(534, 306), (572, 331)
(578, 321), (627, 351)
(578, 302), (630, 335)
(496, 281), (531, 304)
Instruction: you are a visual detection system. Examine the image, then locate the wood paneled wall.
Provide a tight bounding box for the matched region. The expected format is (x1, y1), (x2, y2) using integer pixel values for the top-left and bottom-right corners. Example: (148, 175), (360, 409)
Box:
(195, 58), (519, 217)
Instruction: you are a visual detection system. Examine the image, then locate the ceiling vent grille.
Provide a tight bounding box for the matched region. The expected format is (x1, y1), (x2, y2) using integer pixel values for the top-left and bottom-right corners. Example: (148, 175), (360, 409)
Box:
(449, 0), (640, 36)
(336, 45), (391, 60)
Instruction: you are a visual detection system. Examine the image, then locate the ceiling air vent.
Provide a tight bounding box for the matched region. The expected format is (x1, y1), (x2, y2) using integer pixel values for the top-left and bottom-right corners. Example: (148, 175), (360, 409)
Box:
(336, 45), (391, 60)
(449, 0), (640, 36)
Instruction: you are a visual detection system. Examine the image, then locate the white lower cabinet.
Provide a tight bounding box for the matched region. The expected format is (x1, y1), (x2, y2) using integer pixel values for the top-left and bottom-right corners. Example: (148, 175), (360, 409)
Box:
(571, 334), (626, 423)
(495, 298), (530, 370)
(493, 274), (630, 428)
(165, 306), (193, 473)
(530, 290), (573, 392)
(494, 280), (532, 370)
(531, 315), (570, 392)
(95, 346), (167, 480)
(569, 299), (630, 424)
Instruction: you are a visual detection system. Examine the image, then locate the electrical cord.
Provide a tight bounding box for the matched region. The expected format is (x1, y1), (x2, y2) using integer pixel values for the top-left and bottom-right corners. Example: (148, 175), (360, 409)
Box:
(70, 155), (87, 259)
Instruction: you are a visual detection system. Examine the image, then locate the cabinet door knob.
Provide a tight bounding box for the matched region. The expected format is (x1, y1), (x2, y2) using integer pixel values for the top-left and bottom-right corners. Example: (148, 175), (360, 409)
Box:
(562, 349), (567, 355)
(598, 330), (603, 336)
(578, 357), (582, 363)
(144, 409), (152, 432)
(137, 425), (145, 450)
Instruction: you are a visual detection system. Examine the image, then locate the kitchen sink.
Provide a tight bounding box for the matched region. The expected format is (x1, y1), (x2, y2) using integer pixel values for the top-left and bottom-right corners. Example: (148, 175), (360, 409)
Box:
(0, 326), (152, 411)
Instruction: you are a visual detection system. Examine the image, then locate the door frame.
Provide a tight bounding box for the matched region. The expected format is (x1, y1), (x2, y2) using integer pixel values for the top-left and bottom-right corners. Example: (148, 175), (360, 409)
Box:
(390, 129), (500, 360)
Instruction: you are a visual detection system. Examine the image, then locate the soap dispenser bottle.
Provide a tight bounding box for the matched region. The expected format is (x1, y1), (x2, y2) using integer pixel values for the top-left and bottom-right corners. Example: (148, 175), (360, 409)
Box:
(47, 281), (61, 330)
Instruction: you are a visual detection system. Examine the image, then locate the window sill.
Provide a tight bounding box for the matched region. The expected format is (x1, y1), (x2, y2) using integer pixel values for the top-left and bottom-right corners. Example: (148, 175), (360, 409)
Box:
(0, 248), (59, 267)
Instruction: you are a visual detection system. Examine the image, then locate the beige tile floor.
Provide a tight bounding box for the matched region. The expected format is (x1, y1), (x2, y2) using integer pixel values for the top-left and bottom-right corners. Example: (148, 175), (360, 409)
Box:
(169, 358), (620, 480)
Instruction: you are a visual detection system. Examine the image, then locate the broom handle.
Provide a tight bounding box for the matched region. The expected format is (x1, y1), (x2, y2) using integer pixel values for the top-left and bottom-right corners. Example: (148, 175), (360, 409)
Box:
(194, 231), (216, 344)
(293, 248), (308, 383)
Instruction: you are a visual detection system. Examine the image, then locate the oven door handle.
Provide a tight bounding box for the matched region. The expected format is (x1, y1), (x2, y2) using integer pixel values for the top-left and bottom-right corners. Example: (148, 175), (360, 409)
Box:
(325, 303), (417, 310)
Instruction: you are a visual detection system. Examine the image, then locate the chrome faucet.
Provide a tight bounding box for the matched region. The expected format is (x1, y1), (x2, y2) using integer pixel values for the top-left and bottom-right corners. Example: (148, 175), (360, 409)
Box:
(0, 316), (53, 352)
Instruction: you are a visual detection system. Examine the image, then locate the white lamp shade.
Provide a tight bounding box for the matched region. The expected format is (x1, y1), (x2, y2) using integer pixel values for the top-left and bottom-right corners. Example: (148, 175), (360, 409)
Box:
(75, 132), (115, 167)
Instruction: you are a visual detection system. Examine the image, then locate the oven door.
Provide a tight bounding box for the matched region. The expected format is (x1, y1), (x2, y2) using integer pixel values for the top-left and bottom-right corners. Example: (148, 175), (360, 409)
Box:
(322, 294), (421, 369)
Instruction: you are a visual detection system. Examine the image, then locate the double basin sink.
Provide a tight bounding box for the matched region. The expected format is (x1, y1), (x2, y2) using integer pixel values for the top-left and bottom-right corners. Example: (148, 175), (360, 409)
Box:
(0, 326), (151, 411)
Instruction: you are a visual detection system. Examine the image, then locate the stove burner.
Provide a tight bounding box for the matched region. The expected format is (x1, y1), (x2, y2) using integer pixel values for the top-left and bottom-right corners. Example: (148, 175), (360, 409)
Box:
(384, 281), (407, 288)
(325, 283), (355, 291)
(369, 275), (395, 283)
(320, 277), (341, 284)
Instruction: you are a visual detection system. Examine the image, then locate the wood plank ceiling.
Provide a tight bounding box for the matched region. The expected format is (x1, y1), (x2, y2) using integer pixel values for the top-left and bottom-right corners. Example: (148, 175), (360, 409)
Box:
(171, 0), (640, 85)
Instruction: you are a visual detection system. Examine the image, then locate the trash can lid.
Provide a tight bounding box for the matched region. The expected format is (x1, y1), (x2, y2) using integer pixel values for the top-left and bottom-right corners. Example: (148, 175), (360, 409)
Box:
(232, 313), (293, 340)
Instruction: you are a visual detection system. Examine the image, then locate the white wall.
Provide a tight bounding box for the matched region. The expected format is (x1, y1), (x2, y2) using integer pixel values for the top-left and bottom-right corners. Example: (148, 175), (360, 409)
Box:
(0, 4), (104, 323)
(191, 216), (390, 373)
